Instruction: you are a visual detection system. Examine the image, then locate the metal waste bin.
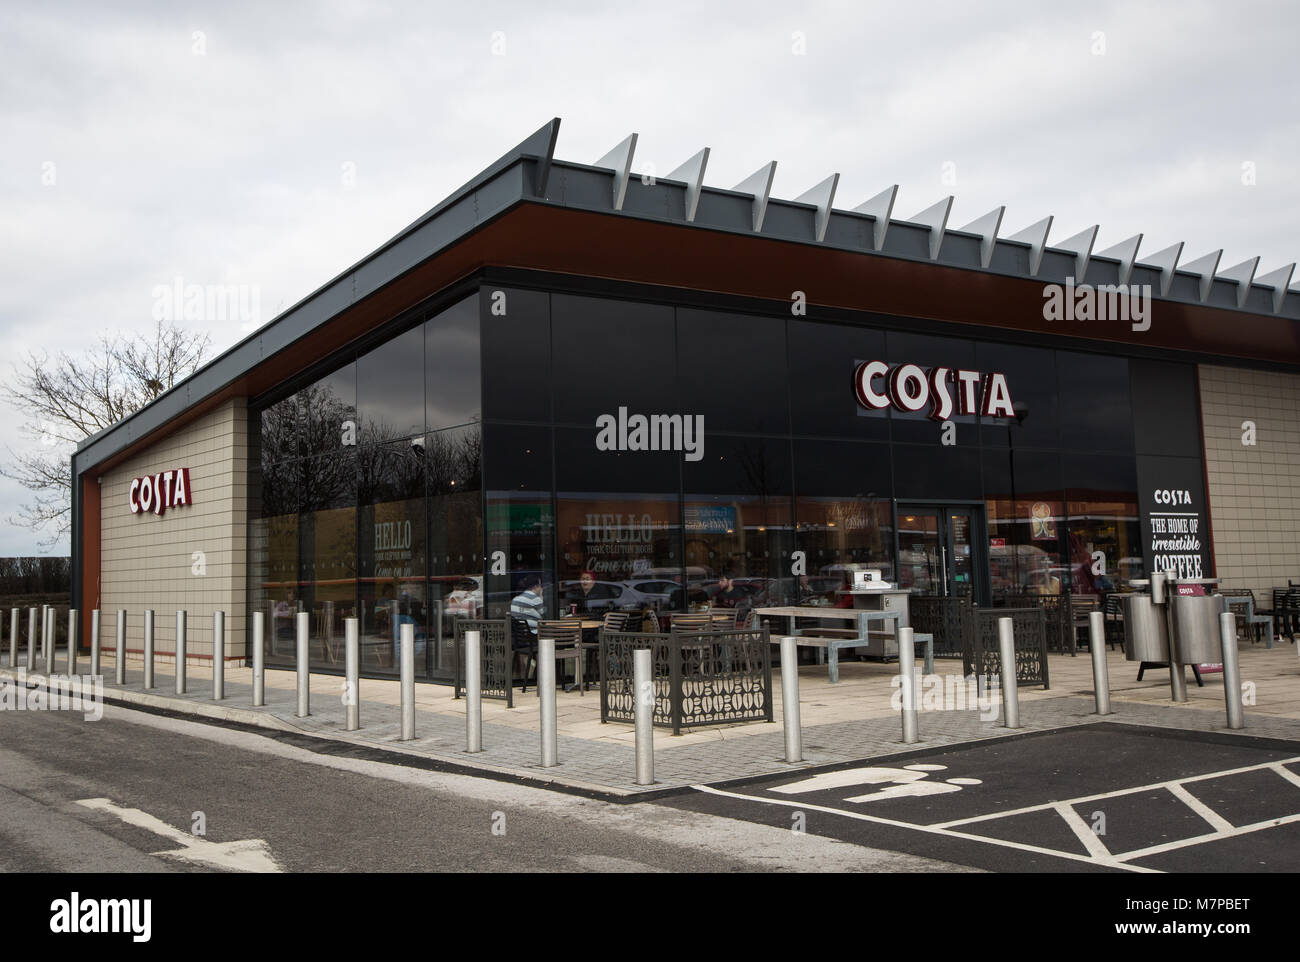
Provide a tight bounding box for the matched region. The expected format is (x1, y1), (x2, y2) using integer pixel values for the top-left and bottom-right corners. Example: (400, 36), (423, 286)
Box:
(1121, 593), (1170, 662)
(1170, 593), (1225, 663)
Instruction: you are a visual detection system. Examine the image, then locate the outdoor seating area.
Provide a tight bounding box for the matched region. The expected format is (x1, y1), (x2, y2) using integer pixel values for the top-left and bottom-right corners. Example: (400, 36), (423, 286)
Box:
(453, 607), (775, 730)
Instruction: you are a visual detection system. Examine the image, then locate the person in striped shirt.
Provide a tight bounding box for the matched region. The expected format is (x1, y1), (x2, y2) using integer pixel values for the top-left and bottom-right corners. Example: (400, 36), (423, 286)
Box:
(510, 574), (546, 636)
(510, 574), (546, 682)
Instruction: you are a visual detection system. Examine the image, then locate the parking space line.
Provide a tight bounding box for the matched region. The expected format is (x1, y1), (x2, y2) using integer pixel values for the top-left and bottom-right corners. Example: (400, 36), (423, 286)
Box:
(1270, 763), (1300, 791)
(1113, 812), (1300, 863)
(933, 754), (1300, 830)
(1054, 803), (1113, 860)
(1166, 783), (1234, 833)
(691, 784), (1157, 873)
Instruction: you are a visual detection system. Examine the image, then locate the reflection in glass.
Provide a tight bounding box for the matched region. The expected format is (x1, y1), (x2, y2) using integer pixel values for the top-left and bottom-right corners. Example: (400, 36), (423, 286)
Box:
(359, 442), (426, 674)
(358, 324), (425, 441)
(427, 424), (483, 673)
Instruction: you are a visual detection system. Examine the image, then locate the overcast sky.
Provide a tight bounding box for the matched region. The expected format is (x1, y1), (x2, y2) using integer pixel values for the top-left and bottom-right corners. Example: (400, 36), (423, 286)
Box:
(1, 0), (1297, 556)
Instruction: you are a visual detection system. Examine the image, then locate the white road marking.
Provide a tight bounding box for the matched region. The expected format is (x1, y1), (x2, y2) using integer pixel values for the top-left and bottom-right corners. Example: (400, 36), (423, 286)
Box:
(770, 765), (942, 795)
(76, 798), (283, 873)
(1054, 802), (1114, 861)
(844, 781), (964, 804)
(90, 703), (974, 873)
(1165, 783), (1234, 833)
(932, 755), (1300, 829)
(691, 784), (1159, 873)
(1113, 813), (1300, 863)
(1269, 762), (1300, 791)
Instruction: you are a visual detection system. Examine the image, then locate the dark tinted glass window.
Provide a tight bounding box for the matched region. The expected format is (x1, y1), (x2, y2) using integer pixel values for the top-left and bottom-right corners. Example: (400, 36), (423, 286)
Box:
(551, 294), (676, 426)
(1058, 352), (1132, 453)
(1130, 359), (1201, 457)
(789, 321), (888, 440)
(676, 309), (789, 434)
(426, 295), (481, 431)
(893, 444), (981, 501)
(793, 439), (892, 499)
(260, 395), (298, 465)
(483, 422), (552, 493)
(358, 323), (424, 442)
(300, 362), (356, 459)
(480, 287), (550, 423)
(554, 425), (680, 495)
(976, 343), (1058, 448)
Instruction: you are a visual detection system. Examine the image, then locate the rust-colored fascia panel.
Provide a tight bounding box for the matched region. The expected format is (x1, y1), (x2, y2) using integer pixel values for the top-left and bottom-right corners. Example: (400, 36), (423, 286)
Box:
(82, 201), (1299, 478)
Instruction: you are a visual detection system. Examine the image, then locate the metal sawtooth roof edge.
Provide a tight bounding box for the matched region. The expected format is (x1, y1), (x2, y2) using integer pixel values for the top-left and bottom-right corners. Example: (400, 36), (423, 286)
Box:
(73, 116), (1298, 473)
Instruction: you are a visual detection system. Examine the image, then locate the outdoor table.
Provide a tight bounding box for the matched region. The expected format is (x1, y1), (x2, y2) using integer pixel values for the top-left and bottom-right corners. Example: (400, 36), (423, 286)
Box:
(754, 606), (934, 682)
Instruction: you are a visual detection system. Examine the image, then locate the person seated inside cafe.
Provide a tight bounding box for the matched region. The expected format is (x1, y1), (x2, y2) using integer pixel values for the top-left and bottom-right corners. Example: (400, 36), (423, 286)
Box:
(510, 574), (545, 676)
(712, 570), (746, 608)
(565, 570), (601, 614)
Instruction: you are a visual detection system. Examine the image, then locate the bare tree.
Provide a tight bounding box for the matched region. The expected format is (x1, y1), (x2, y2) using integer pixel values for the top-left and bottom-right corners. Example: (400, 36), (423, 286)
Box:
(1, 319), (211, 541)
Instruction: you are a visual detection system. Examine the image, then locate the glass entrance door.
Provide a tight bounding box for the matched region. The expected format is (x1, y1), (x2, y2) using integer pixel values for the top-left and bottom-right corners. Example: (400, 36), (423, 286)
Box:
(897, 504), (986, 601)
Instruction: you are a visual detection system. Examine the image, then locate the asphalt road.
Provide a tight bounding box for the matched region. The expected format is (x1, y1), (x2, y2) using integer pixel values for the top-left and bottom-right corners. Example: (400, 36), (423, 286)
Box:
(0, 701), (965, 873)
(663, 723), (1300, 873)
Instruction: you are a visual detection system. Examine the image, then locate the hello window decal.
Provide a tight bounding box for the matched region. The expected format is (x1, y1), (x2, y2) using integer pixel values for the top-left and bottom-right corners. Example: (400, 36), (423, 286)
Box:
(128, 467), (193, 517)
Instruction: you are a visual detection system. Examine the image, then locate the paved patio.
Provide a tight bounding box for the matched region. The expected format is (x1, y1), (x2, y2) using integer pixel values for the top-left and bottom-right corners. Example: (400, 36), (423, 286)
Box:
(4, 638), (1298, 796)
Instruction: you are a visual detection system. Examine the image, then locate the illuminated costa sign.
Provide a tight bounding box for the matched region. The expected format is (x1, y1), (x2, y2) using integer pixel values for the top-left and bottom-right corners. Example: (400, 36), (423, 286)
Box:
(853, 361), (1015, 421)
(129, 467), (193, 516)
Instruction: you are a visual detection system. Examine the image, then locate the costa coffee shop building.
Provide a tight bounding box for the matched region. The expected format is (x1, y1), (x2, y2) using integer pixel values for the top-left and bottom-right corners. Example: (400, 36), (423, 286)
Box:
(71, 119), (1300, 680)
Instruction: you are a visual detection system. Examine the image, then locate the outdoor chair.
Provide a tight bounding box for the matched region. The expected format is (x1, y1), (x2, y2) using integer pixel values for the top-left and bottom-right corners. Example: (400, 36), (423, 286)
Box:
(538, 620), (584, 693)
(509, 616), (539, 692)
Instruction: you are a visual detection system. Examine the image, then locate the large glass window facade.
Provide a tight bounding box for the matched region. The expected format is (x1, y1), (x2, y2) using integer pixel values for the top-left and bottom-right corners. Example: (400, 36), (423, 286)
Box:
(249, 293), (481, 679)
(252, 282), (1158, 680)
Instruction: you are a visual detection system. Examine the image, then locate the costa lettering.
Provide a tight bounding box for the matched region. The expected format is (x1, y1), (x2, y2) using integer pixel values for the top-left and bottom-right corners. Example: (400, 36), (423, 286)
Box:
(128, 467), (192, 517)
(854, 361), (1015, 420)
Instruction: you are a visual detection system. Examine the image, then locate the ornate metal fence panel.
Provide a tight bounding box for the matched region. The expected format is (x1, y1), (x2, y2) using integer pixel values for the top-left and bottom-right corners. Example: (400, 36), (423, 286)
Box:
(600, 627), (773, 735)
(454, 619), (513, 707)
(909, 595), (976, 658)
(966, 607), (1050, 689)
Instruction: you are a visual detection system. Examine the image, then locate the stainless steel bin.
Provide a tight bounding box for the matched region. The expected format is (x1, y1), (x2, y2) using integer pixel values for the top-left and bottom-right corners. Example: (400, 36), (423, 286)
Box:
(1170, 593), (1226, 663)
(1121, 594), (1170, 662)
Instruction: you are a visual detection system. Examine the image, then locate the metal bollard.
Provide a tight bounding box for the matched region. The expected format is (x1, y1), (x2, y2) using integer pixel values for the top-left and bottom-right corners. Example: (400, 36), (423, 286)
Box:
(295, 611), (309, 717)
(465, 629), (482, 752)
(212, 611), (225, 701)
(345, 618), (359, 731)
(115, 610), (126, 685)
(143, 610), (155, 688)
(1088, 610), (1111, 716)
(27, 607), (37, 670)
(90, 610), (101, 678)
(252, 612), (265, 707)
(68, 608), (78, 675)
(44, 606), (54, 674)
(634, 648), (654, 785)
(1220, 611), (1244, 730)
(400, 623), (415, 741)
(8, 607), (17, 668)
(779, 636), (803, 762)
(175, 610), (187, 694)
(997, 616), (1021, 729)
(539, 635), (557, 767)
(898, 626), (919, 744)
